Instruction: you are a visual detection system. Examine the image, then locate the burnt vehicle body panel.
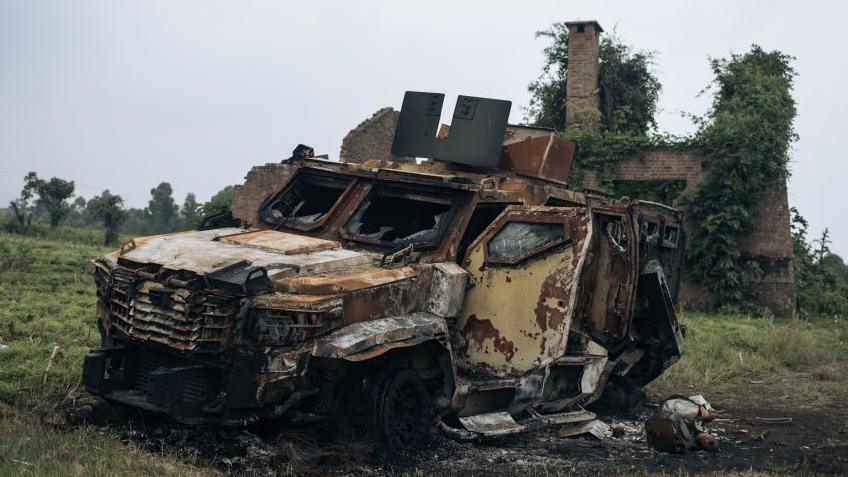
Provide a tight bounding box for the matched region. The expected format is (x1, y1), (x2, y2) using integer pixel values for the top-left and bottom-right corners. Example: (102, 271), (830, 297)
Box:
(84, 92), (685, 442)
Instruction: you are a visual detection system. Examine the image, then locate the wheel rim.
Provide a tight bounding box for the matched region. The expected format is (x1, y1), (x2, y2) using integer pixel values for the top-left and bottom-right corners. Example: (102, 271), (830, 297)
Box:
(379, 369), (431, 450)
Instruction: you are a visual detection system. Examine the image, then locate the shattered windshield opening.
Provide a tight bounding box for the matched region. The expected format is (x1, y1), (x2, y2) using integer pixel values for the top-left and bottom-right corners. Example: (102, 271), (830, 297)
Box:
(344, 187), (455, 249)
(259, 171), (352, 229)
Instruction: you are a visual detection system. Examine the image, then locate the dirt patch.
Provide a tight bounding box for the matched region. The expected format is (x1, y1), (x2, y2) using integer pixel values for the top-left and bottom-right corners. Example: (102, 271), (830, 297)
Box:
(71, 391), (848, 476)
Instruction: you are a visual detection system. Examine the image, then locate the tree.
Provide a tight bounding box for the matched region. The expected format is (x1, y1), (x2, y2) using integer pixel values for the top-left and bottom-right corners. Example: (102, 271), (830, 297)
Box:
(195, 185), (234, 226)
(122, 207), (153, 236)
(821, 254), (848, 282)
(20, 172), (75, 228)
(8, 199), (32, 228)
(148, 182), (178, 233)
(813, 228), (831, 272)
(790, 208), (848, 317)
(181, 193), (199, 225)
(526, 23), (569, 131)
(525, 23), (661, 134)
(597, 34), (661, 135)
(87, 190), (127, 245)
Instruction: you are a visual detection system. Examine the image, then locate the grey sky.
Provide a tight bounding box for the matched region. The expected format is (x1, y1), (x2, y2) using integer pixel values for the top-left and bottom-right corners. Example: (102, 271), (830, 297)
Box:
(1, 1), (845, 256)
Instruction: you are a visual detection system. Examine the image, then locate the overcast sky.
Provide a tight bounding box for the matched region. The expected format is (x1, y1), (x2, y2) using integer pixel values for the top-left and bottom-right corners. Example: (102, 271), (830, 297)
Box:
(1, 1), (845, 256)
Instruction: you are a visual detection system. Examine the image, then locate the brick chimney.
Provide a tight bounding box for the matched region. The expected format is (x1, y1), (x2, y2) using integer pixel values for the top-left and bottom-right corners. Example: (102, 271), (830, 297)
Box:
(564, 20), (603, 132)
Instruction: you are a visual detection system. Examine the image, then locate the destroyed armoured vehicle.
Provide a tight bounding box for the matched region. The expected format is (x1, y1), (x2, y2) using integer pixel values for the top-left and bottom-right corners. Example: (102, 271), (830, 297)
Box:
(84, 92), (685, 448)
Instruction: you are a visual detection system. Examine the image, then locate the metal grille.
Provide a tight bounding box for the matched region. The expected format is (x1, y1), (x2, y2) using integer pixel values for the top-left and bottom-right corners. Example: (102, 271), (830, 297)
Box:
(109, 268), (239, 352)
(251, 308), (334, 346)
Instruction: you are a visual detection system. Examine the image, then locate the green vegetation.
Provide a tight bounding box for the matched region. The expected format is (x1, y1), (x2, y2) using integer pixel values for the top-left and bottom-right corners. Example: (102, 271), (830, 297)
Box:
(649, 313), (848, 403)
(791, 209), (848, 317)
(526, 23), (661, 135)
(0, 233), (220, 476)
(0, 406), (218, 477)
(0, 234), (107, 409)
(5, 171), (234, 240)
(609, 179), (687, 205)
(14, 172), (76, 229)
(86, 190), (127, 245)
(686, 46), (797, 311)
(525, 26), (842, 315)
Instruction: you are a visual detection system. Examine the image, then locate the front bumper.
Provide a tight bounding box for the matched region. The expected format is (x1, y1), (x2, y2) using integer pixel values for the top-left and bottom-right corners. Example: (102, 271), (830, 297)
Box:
(83, 343), (260, 425)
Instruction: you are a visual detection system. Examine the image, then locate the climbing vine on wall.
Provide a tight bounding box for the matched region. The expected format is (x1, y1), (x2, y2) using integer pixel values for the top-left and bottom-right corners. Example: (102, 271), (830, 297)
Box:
(610, 179), (687, 205)
(562, 130), (687, 188)
(686, 46), (797, 310)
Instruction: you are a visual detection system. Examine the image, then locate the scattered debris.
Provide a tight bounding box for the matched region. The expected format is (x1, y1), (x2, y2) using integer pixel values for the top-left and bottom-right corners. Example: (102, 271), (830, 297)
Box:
(558, 419), (613, 439)
(752, 416), (793, 425)
(645, 395), (719, 453)
(0, 343), (8, 351)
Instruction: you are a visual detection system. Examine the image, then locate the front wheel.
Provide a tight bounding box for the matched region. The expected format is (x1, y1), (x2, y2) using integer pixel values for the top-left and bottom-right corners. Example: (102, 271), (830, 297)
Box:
(374, 367), (432, 451)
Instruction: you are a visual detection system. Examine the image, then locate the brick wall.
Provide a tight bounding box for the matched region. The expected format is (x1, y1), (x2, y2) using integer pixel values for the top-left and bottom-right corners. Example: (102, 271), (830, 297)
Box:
(231, 163), (295, 227)
(573, 149), (796, 317)
(339, 107), (412, 163)
(575, 148), (704, 204)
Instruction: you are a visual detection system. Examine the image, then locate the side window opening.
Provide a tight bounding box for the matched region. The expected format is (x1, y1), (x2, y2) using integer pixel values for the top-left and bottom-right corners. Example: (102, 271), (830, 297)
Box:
(662, 225), (680, 248)
(259, 172), (352, 229)
(487, 222), (566, 263)
(641, 219), (660, 244)
(343, 187), (458, 249)
(457, 203), (514, 262)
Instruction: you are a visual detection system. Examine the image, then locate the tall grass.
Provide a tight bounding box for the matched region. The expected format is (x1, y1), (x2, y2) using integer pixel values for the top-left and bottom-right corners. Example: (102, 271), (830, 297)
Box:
(2, 221), (125, 247)
(648, 313), (848, 402)
(0, 234), (110, 411)
(0, 403), (218, 476)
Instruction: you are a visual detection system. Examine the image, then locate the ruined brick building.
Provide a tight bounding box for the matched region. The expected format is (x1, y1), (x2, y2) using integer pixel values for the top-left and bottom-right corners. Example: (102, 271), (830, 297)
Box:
(235, 20), (796, 317)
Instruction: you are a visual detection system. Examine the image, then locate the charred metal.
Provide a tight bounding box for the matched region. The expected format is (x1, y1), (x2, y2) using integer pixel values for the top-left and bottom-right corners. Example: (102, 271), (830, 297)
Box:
(83, 91), (685, 449)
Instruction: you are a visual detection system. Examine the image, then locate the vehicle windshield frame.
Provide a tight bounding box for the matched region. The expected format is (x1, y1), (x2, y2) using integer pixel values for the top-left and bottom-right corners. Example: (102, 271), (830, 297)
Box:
(339, 182), (466, 251)
(257, 169), (355, 232)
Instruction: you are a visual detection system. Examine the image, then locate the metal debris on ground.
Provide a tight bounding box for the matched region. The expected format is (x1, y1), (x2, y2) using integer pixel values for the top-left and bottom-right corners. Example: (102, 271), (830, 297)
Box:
(557, 419), (613, 439)
(645, 395), (719, 453)
(752, 416), (793, 425)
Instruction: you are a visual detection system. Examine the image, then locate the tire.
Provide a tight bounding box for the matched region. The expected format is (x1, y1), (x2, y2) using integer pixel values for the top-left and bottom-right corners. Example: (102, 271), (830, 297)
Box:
(373, 367), (432, 451)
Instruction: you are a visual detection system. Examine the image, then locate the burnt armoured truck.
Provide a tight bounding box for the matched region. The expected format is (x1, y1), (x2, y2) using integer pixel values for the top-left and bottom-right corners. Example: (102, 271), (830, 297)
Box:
(83, 92), (685, 449)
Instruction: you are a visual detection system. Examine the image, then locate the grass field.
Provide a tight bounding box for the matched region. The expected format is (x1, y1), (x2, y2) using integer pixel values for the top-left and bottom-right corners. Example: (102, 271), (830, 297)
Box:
(0, 231), (846, 476)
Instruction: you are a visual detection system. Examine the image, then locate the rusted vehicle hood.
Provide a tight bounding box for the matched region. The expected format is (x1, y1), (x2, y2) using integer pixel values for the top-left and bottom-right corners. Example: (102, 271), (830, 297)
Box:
(120, 228), (377, 284)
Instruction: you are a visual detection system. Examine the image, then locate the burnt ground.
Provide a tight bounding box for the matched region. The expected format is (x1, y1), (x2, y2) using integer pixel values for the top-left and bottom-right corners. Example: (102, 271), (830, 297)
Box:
(77, 391), (848, 476)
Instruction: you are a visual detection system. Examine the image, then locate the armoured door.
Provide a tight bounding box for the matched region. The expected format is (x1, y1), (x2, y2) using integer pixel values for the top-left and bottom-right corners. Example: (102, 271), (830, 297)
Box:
(575, 207), (638, 343)
(456, 206), (592, 376)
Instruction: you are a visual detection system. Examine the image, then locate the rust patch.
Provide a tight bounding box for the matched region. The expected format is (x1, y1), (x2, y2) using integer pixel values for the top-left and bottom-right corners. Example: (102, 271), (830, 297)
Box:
(462, 314), (517, 362)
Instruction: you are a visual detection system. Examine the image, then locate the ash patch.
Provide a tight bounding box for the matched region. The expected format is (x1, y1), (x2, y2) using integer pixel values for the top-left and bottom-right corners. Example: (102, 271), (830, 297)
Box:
(59, 394), (848, 476)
